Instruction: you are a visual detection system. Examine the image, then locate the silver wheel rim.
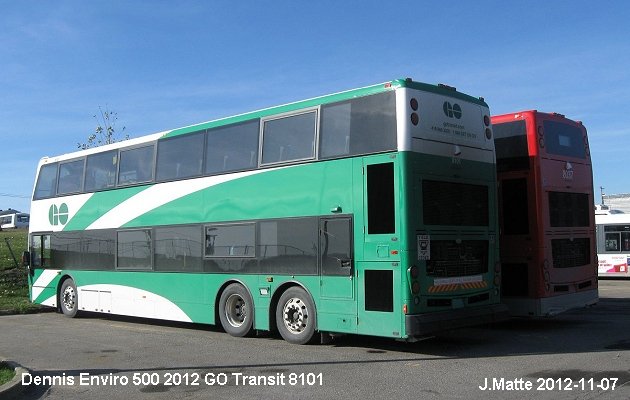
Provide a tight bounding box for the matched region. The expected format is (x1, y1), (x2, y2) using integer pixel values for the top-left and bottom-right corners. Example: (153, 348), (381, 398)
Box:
(282, 297), (308, 334)
(62, 285), (76, 312)
(225, 293), (247, 328)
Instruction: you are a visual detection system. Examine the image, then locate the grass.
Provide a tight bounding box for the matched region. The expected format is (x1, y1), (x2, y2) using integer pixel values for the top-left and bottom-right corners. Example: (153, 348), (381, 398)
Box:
(0, 229), (41, 313)
(0, 362), (16, 386)
(0, 229), (26, 271)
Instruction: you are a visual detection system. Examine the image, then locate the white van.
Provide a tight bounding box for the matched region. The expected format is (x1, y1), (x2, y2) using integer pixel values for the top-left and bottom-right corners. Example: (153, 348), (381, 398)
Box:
(0, 212), (30, 229)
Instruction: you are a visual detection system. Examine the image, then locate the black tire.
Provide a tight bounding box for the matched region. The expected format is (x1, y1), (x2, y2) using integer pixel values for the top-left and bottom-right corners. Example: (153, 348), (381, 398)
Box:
(59, 279), (79, 318)
(276, 287), (317, 344)
(218, 283), (254, 337)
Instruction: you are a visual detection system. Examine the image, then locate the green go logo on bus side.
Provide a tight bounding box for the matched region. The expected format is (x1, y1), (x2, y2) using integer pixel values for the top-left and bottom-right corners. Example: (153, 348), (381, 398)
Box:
(49, 203), (69, 226)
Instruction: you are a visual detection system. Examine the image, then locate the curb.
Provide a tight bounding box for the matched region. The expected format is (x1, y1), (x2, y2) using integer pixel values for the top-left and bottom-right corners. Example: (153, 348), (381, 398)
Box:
(0, 359), (29, 400)
(0, 305), (56, 316)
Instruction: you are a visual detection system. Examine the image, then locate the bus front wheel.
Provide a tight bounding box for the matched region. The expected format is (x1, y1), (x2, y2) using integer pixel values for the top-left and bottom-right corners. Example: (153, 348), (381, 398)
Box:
(218, 283), (254, 337)
(276, 287), (316, 344)
(59, 279), (79, 318)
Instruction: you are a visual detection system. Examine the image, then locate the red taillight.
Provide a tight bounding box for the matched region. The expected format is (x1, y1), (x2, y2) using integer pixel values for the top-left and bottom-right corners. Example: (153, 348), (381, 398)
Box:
(484, 115), (490, 126)
(409, 265), (419, 279)
(412, 281), (421, 294)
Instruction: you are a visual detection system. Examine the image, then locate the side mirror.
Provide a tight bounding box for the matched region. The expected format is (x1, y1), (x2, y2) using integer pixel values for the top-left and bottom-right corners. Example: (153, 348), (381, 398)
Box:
(22, 251), (30, 267)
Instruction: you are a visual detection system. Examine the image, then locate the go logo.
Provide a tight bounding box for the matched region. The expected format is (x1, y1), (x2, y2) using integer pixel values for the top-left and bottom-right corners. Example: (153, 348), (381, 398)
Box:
(49, 203), (69, 226)
(443, 102), (462, 119)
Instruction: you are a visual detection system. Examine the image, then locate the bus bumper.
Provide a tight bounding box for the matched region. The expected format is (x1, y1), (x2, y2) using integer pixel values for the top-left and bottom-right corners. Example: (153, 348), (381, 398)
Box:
(405, 303), (509, 337)
(503, 288), (599, 317)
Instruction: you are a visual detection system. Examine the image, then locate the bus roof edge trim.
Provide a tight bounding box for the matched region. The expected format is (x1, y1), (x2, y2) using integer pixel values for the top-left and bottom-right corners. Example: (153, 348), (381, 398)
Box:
(165, 79), (488, 139)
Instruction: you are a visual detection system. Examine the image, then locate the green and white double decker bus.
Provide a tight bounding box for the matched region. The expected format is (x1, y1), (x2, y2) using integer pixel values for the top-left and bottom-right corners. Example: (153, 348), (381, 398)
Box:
(26, 78), (507, 344)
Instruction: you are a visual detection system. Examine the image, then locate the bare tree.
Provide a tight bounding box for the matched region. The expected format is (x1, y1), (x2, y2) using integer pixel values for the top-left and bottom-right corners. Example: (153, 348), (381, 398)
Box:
(78, 106), (129, 149)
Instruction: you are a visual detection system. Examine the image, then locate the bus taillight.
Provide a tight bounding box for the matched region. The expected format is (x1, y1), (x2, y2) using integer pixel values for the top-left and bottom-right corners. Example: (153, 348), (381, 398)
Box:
(410, 97), (419, 126)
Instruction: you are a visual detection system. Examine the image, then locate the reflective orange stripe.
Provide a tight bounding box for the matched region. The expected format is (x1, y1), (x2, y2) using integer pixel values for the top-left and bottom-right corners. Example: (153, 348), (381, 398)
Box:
(428, 281), (488, 292)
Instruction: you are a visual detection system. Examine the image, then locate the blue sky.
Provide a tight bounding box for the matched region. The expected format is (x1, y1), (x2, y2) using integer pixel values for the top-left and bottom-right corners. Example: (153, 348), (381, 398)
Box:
(1, 1), (629, 213)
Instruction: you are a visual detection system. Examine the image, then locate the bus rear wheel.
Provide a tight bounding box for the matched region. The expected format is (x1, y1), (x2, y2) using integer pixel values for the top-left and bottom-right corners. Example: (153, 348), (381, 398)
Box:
(219, 283), (254, 337)
(59, 279), (79, 318)
(276, 287), (316, 344)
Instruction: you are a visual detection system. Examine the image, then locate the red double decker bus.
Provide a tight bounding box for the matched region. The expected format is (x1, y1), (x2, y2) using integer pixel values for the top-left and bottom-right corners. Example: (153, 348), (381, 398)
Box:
(492, 111), (598, 316)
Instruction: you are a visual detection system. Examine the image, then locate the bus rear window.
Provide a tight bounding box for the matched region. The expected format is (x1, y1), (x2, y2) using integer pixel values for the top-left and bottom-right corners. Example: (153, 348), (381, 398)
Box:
(543, 120), (585, 159)
(493, 120), (529, 172)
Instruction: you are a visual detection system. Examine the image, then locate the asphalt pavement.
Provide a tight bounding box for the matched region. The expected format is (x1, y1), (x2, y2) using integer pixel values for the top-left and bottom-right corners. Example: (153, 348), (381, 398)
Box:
(1, 279), (629, 400)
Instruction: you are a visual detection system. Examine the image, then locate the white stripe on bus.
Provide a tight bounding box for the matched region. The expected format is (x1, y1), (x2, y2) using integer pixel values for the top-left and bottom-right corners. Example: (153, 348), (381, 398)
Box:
(32, 269), (61, 301)
(86, 168), (275, 230)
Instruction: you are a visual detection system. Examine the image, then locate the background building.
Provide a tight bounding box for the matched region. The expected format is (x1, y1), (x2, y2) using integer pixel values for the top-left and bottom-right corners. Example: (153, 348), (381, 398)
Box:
(601, 193), (630, 213)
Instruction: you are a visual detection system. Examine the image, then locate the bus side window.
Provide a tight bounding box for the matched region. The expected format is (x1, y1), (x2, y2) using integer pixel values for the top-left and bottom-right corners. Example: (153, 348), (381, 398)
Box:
(367, 163), (395, 234)
(320, 217), (353, 276)
(118, 145), (154, 185)
(57, 159), (85, 195)
(261, 111), (317, 165)
(156, 131), (205, 181)
(85, 150), (118, 191)
(31, 235), (52, 268)
(320, 92), (396, 159)
(605, 232), (620, 252)
(206, 120), (259, 174)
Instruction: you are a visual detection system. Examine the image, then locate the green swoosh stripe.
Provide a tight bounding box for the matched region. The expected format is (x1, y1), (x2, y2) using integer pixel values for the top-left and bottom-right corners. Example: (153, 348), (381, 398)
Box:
(63, 185), (152, 231)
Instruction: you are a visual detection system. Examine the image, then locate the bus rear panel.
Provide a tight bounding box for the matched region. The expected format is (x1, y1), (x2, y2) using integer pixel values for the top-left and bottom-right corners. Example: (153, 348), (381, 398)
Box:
(492, 111), (598, 317)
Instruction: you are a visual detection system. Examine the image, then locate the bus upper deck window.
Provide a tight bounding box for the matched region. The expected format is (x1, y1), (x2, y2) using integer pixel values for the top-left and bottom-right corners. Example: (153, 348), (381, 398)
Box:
(34, 163), (58, 199)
